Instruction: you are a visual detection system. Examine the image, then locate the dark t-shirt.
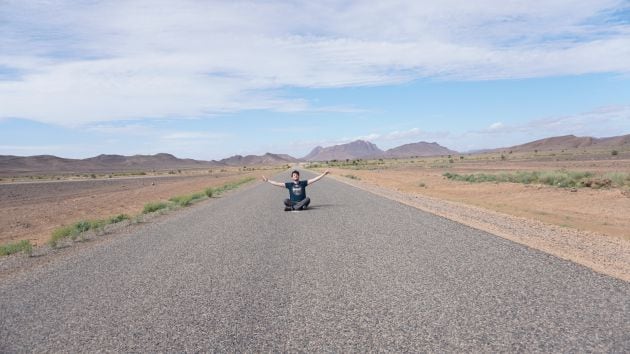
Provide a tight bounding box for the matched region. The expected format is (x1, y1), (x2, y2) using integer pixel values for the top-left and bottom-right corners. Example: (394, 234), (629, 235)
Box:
(285, 180), (308, 202)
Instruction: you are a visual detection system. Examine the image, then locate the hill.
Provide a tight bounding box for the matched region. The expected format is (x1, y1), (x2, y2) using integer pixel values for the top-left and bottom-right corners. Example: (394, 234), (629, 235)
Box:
(494, 134), (630, 152)
(301, 140), (383, 161)
(384, 142), (458, 158)
(0, 153), (221, 176)
(219, 153), (298, 166)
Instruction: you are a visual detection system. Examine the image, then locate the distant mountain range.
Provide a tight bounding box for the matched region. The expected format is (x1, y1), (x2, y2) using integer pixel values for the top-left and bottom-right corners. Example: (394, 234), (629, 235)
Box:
(219, 153), (298, 166)
(489, 134), (630, 152)
(1, 134), (628, 175)
(300, 140), (457, 161)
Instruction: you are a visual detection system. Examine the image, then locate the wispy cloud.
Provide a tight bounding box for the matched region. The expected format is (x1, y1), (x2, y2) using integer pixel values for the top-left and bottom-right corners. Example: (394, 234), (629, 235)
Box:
(1, 1), (629, 125)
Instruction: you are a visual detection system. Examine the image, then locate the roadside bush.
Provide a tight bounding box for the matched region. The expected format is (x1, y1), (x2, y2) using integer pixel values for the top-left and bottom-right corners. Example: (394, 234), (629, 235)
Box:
(0, 240), (33, 256)
(603, 172), (629, 187)
(143, 202), (169, 214)
(169, 195), (194, 207)
(108, 214), (131, 224)
(204, 187), (214, 197)
(443, 170), (598, 189)
(213, 177), (256, 195)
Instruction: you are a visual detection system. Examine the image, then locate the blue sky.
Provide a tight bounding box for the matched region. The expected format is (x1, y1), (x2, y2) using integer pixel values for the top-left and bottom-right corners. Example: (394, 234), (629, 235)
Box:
(1, 1), (630, 160)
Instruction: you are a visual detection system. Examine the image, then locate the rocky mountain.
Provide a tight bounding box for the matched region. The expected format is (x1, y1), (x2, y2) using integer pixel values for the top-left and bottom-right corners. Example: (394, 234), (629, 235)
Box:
(219, 153), (298, 166)
(495, 134), (630, 152)
(0, 153), (221, 175)
(301, 146), (324, 161)
(301, 140), (457, 161)
(301, 140), (384, 161)
(384, 142), (458, 158)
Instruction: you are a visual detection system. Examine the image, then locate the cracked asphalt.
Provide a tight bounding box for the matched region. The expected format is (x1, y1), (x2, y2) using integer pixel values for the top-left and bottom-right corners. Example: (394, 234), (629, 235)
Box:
(1, 171), (629, 352)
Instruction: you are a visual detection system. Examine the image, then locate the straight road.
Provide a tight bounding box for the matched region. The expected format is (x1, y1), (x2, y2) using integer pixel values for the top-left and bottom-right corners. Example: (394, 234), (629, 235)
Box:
(1, 171), (629, 352)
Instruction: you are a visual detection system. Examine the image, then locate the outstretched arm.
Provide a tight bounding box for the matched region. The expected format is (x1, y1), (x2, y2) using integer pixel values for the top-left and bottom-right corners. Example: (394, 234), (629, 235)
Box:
(262, 175), (285, 188)
(307, 170), (330, 185)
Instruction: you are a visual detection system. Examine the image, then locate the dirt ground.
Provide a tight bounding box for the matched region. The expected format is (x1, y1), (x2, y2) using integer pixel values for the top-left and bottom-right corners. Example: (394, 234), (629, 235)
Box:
(0, 169), (272, 247)
(316, 153), (630, 281)
(325, 155), (630, 241)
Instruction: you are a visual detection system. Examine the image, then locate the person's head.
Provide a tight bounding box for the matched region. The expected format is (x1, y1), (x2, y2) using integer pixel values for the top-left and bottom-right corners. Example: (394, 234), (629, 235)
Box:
(291, 170), (300, 181)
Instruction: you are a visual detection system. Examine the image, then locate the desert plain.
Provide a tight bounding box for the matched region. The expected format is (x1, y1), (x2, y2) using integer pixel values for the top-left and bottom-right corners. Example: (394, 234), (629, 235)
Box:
(1, 147), (629, 280)
(0, 168), (275, 247)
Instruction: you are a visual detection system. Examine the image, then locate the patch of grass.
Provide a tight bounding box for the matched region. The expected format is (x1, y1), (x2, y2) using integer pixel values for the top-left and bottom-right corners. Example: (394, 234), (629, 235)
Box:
(108, 214), (131, 224)
(204, 187), (214, 197)
(169, 195), (194, 207)
(603, 172), (630, 187)
(443, 170), (597, 188)
(191, 192), (205, 200)
(50, 219), (109, 247)
(143, 202), (169, 214)
(213, 177), (256, 195)
(0, 240), (33, 256)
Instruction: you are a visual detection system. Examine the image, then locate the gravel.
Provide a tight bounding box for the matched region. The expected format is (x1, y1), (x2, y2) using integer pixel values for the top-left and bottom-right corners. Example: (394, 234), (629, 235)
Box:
(1, 171), (629, 352)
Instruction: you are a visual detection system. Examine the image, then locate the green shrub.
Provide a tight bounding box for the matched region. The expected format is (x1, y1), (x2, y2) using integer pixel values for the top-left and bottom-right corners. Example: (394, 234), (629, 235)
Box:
(444, 170), (596, 188)
(143, 202), (169, 214)
(108, 214), (131, 224)
(191, 192), (205, 201)
(169, 195), (193, 207)
(204, 187), (214, 197)
(0, 240), (33, 256)
(604, 172), (629, 187)
(213, 177), (256, 195)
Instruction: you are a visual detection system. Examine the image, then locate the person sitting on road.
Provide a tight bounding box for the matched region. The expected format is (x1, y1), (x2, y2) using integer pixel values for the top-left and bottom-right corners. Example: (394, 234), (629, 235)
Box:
(262, 169), (330, 211)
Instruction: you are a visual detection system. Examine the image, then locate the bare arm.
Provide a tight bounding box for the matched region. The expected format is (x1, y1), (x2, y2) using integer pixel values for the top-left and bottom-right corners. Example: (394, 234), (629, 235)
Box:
(262, 175), (286, 188)
(307, 170), (330, 185)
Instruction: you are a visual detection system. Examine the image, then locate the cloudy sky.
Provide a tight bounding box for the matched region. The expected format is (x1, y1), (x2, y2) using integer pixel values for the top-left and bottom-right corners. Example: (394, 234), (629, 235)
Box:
(1, 0), (630, 160)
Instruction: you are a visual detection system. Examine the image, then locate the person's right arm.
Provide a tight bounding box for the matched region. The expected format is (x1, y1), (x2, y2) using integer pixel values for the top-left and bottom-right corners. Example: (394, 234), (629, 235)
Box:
(262, 175), (285, 188)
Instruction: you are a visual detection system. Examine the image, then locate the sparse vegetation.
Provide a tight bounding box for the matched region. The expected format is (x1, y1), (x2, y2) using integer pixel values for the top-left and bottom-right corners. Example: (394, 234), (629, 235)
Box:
(50, 219), (106, 247)
(212, 177), (256, 195)
(612, 150), (619, 156)
(4, 175), (261, 253)
(603, 172), (630, 187)
(344, 174), (360, 180)
(441, 170), (624, 189)
(108, 214), (131, 224)
(0, 240), (33, 256)
(143, 202), (170, 214)
(168, 192), (205, 207)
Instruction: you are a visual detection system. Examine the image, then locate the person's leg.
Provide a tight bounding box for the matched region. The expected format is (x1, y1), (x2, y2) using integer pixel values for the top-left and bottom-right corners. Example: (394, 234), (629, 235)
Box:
(294, 197), (310, 210)
(284, 199), (294, 211)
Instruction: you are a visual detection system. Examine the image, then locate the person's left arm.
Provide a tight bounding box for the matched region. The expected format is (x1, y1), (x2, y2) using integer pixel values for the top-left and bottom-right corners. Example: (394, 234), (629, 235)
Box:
(307, 170), (330, 185)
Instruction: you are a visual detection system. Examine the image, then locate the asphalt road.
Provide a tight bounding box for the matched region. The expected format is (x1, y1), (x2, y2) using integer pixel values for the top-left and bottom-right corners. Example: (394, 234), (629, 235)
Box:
(1, 171), (629, 352)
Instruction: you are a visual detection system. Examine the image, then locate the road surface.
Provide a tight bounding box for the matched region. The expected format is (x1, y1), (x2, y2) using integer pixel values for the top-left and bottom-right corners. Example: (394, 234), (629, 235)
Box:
(1, 171), (629, 351)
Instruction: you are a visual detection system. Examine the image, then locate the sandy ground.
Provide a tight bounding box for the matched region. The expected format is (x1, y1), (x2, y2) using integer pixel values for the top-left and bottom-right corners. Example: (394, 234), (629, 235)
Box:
(317, 155), (630, 281)
(0, 169), (268, 247)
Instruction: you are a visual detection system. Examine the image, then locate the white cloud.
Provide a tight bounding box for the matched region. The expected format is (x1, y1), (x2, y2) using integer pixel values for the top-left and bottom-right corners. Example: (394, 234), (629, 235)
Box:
(488, 122), (505, 131)
(1, 0), (629, 125)
(161, 132), (230, 140)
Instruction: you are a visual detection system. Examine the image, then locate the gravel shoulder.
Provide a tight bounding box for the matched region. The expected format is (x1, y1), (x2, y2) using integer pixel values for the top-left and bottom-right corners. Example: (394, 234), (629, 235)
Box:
(327, 172), (630, 282)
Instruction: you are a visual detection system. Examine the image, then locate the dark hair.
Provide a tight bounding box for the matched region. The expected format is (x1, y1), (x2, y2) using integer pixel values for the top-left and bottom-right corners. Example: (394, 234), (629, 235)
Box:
(291, 170), (300, 176)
